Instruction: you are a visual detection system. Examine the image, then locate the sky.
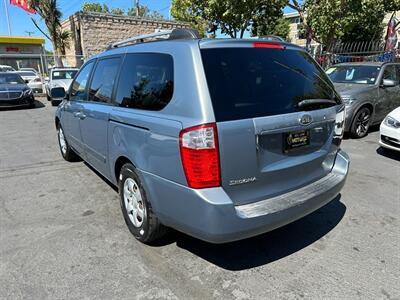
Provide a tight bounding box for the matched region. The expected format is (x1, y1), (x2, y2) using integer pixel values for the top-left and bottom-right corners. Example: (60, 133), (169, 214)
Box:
(0, 0), (294, 50)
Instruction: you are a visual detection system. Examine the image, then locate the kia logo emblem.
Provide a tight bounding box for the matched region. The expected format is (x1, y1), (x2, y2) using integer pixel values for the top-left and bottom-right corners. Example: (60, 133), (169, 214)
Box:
(299, 114), (313, 126)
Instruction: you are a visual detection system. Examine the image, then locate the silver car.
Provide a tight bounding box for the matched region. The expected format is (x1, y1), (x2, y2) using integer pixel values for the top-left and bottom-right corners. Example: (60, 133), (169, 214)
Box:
(46, 68), (78, 105)
(53, 29), (349, 244)
(327, 62), (400, 138)
(14, 71), (43, 93)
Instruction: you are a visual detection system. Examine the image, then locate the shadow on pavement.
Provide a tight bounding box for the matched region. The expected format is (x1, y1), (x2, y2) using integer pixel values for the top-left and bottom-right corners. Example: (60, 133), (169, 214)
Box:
(154, 196), (346, 271)
(376, 146), (400, 162)
(83, 158), (346, 270)
(343, 124), (380, 140)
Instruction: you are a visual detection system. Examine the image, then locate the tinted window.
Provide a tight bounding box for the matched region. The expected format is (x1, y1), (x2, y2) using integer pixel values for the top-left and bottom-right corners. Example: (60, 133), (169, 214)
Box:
(17, 71), (36, 76)
(52, 70), (78, 80)
(114, 53), (173, 110)
(0, 73), (25, 84)
(70, 61), (94, 101)
(382, 65), (399, 84)
(327, 65), (381, 84)
(201, 48), (339, 122)
(88, 57), (121, 103)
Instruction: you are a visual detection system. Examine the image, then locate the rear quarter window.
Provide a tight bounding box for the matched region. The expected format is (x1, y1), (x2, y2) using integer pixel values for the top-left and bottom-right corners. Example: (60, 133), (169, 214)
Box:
(201, 48), (339, 122)
(114, 53), (173, 111)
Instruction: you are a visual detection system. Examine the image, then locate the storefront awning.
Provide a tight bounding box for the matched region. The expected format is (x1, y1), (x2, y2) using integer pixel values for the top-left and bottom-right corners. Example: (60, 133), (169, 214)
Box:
(0, 36), (45, 45)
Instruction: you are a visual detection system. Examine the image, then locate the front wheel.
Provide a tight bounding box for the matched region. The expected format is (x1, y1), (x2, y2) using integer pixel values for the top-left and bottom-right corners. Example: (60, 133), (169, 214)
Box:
(57, 124), (79, 161)
(350, 107), (371, 139)
(119, 164), (167, 243)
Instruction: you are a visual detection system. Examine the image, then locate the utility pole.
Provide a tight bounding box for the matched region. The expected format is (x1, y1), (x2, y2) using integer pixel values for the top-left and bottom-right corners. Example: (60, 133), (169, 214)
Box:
(135, 0), (139, 17)
(25, 30), (35, 36)
(3, 0), (11, 35)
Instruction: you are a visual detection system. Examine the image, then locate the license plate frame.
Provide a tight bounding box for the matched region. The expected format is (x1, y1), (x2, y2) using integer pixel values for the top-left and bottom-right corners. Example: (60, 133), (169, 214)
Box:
(284, 129), (310, 152)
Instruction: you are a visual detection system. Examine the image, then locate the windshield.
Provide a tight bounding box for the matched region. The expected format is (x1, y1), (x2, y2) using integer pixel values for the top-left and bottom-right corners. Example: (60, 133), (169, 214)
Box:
(201, 48), (340, 122)
(0, 73), (25, 84)
(17, 71), (36, 77)
(326, 65), (381, 84)
(52, 70), (77, 80)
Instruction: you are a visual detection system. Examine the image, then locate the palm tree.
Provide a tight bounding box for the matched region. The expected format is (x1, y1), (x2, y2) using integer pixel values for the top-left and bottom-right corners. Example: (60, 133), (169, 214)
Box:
(28, 0), (67, 67)
(58, 30), (71, 55)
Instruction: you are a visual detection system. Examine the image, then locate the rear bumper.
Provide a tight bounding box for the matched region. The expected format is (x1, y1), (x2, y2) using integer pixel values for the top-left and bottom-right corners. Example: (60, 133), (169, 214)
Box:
(141, 150), (350, 243)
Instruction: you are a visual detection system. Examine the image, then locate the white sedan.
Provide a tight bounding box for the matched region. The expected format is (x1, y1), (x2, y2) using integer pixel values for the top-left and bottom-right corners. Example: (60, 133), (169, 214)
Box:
(379, 107), (400, 152)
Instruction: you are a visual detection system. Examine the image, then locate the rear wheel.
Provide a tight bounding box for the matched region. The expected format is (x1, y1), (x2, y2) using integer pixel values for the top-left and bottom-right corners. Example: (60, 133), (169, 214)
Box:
(57, 124), (79, 161)
(350, 107), (371, 138)
(119, 164), (167, 243)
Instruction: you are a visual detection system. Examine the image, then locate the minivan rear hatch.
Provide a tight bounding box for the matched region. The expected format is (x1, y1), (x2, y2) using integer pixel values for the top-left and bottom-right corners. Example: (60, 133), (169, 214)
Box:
(200, 40), (343, 206)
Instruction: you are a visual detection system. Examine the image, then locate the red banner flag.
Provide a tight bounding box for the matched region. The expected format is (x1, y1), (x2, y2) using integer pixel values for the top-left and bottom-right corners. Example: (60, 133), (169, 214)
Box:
(385, 13), (398, 51)
(10, 0), (36, 14)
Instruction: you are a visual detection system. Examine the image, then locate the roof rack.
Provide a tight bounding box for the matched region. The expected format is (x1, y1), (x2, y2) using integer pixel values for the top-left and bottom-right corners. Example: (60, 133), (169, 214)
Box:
(108, 28), (201, 49)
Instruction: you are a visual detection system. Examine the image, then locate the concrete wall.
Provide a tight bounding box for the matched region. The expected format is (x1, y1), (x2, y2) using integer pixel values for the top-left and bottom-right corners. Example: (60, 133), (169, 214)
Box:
(62, 12), (189, 67)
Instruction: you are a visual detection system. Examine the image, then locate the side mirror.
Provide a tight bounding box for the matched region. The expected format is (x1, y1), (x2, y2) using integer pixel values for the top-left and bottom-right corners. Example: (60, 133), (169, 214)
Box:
(381, 79), (397, 88)
(50, 87), (66, 99)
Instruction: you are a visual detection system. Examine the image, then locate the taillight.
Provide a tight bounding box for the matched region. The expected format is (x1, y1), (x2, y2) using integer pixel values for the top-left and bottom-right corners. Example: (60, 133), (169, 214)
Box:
(334, 106), (346, 137)
(179, 123), (221, 189)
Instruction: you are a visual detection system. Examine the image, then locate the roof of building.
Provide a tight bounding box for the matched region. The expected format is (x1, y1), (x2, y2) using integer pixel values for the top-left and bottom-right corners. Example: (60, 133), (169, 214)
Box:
(0, 36), (45, 45)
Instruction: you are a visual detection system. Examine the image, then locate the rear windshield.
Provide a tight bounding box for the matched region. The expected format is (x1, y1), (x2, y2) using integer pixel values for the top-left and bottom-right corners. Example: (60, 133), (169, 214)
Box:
(201, 48), (340, 122)
(17, 71), (36, 76)
(52, 70), (78, 80)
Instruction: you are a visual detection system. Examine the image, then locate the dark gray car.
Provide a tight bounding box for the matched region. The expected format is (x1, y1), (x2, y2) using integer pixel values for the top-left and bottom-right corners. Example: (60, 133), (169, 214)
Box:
(327, 62), (400, 138)
(53, 29), (350, 244)
(0, 72), (35, 108)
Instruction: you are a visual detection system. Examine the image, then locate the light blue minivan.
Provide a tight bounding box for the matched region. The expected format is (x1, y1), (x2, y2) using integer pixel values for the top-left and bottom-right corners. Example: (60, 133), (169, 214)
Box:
(53, 29), (350, 244)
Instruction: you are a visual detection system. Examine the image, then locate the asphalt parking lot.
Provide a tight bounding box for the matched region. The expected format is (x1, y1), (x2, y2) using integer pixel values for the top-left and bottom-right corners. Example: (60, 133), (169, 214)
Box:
(0, 97), (399, 300)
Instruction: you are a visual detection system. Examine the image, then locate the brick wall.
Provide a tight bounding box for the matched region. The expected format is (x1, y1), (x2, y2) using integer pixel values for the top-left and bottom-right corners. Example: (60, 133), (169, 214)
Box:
(62, 12), (189, 67)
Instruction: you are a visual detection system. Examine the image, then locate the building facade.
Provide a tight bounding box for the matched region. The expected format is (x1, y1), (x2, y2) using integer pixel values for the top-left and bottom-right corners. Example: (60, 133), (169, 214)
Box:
(0, 36), (46, 72)
(61, 12), (189, 67)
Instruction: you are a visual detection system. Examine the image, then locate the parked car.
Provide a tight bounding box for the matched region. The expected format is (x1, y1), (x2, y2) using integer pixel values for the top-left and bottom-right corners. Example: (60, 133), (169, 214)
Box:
(45, 68), (78, 105)
(326, 62), (400, 138)
(379, 107), (400, 152)
(14, 71), (43, 93)
(0, 72), (35, 108)
(19, 67), (39, 75)
(52, 29), (349, 244)
(0, 65), (16, 72)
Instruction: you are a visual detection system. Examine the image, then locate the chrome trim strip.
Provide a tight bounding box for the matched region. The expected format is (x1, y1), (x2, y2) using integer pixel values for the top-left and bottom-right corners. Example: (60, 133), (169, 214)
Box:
(235, 172), (345, 218)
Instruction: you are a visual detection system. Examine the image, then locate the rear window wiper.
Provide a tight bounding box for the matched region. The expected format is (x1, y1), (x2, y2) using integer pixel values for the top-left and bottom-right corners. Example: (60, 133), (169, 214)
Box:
(297, 99), (337, 108)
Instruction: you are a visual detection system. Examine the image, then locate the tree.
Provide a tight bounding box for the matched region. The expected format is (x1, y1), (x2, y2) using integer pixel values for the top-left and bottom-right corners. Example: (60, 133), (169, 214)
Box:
(306, 0), (400, 47)
(111, 8), (125, 15)
(170, 0), (208, 36)
(58, 30), (71, 55)
(127, 5), (149, 17)
(82, 2), (109, 13)
(252, 16), (290, 39)
(28, 0), (68, 67)
(171, 0), (287, 38)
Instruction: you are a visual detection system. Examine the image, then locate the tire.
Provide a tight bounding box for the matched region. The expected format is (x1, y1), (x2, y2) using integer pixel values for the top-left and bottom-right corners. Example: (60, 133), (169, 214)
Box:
(47, 94), (51, 101)
(51, 100), (58, 106)
(57, 124), (79, 162)
(119, 163), (167, 243)
(350, 107), (371, 139)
